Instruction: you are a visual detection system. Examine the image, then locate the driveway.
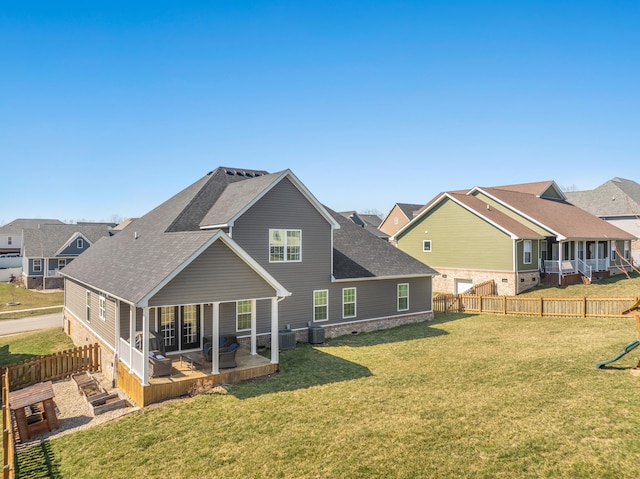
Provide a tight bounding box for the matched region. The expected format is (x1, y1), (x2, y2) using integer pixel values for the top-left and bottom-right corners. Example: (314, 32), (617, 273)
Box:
(0, 312), (63, 337)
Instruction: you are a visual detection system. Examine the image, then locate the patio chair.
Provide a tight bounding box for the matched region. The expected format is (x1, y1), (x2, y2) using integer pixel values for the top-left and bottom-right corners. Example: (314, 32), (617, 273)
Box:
(203, 336), (239, 367)
(135, 330), (172, 377)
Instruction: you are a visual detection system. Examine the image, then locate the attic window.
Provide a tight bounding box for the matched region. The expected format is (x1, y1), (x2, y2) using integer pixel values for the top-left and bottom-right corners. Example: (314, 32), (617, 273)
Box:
(77, 238), (84, 249)
(423, 240), (432, 252)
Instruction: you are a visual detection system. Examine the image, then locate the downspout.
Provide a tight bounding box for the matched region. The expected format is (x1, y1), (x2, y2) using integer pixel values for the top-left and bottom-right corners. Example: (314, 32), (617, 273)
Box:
(514, 240), (521, 295)
(113, 299), (120, 388)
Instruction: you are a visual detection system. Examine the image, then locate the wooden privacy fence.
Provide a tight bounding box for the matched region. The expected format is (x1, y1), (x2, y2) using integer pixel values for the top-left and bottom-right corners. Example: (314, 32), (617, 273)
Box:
(434, 294), (640, 319)
(1, 344), (100, 478)
(3, 343), (100, 391)
(2, 371), (15, 479)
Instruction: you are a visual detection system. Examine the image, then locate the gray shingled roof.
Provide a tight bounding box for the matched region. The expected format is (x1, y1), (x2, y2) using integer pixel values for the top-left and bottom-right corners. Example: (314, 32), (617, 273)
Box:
(22, 224), (112, 257)
(565, 177), (640, 217)
(397, 203), (422, 219)
(63, 166), (437, 303)
(0, 218), (64, 235)
(199, 171), (283, 228)
(61, 169), (236, 303)
(331, 208), (438, 280)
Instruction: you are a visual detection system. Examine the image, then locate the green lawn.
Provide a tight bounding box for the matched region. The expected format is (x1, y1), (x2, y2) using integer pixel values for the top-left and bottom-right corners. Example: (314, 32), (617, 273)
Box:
(0, 283), (64, 319)
(14, 313), (640, 479)
(521, 271), (640, 298)
(0, 327), (75, 368)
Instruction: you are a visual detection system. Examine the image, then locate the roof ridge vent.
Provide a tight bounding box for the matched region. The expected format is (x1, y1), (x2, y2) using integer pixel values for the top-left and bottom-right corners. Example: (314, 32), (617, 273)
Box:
(223, 168), (265, 178)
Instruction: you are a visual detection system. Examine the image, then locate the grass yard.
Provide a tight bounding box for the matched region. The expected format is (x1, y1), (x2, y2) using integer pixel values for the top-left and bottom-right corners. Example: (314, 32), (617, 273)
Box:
(15, 313), (640, 479)
(0, 283), (64, 319)
(521, 271), (640, 298)
(0, 327), (75, 367)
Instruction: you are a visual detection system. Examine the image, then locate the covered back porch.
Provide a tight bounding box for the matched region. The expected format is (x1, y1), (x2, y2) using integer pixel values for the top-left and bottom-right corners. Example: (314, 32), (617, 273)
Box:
(116, 346), (278, 407)
(114, 296), (284, 406)
(540, 238), (632, 285)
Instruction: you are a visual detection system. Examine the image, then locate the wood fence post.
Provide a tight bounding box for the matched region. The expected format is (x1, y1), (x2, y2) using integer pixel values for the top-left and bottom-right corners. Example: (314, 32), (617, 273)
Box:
(583, 297), (587, 318)
(540, 297), (543, 317)
(94, 343), (100, 372)
(504, 296), (507, 315)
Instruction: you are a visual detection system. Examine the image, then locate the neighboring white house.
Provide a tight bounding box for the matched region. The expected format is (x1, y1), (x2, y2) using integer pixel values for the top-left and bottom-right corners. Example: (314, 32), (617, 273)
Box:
(0, 218), (64, 255)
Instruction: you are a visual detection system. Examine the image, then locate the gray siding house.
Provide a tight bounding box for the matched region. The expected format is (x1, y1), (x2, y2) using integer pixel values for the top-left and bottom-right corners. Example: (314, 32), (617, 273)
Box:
(60, 167), (437, 403)
(21, 223), (113, 289)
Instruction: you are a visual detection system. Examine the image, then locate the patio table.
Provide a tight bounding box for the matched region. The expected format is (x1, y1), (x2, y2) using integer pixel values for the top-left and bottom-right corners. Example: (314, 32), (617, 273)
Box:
(9, 380), (59, 442)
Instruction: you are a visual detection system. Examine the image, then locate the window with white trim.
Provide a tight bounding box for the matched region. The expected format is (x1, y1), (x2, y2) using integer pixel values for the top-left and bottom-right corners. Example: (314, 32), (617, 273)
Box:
(625, 242), (630, 260)
(160, 307), (176, 348)
(523, 240), (532, 264)
(397, 283), (409, 311)
(182, 304), (198, 344)
(611, 244), (618, 261)
(423, 240), (432, 252)
(58, 259), (67, 269)
(342, 288), (356, 318)
(269, 229), (301, 262)
(33, 259), (42, 272)
(99, 294), (106, 321)
(77, 238), (84, 249)
(7, 236), (12, 245)
(394, 217), (398, 225)
(86, 290), (91, 322)
(313, 290), (328, 322)
(236, 300), (252, 331)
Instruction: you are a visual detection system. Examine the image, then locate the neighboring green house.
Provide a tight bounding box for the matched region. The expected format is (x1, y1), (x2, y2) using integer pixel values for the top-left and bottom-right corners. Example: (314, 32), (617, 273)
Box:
(392, 181), (636, 295)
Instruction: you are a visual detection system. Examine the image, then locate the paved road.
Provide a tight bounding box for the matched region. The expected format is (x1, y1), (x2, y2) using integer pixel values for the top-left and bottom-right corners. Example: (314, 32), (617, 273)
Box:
(0, 312), (63, 337)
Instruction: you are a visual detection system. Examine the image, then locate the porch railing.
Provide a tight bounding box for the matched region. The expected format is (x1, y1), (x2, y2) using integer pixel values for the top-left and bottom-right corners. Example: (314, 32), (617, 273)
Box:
(118, 338), (144, 380)
(576, 258), (592, 281)
(544, 258), (609, 276)
(543, 260), (577, 274)
(586, 258), (608, 271)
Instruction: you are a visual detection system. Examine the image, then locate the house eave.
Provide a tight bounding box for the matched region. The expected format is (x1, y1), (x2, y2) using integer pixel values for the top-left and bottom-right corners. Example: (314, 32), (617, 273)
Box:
(332, 273), (436, 283)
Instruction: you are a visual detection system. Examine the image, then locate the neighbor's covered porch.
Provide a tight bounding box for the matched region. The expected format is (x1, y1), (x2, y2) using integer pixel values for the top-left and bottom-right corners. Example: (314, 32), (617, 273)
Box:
(540, 238), (633, 284)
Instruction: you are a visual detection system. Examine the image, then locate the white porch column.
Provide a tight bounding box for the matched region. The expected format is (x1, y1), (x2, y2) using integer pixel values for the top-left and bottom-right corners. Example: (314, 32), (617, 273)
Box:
(271, 297), (279, 365)
(114, 300), (120, 381)
(250, 299), (257, 355)
(142, 307), (150, 386)
(211, 302), (220, 375)
(128, 304), (135, 373)
(557, 241), (563, 286)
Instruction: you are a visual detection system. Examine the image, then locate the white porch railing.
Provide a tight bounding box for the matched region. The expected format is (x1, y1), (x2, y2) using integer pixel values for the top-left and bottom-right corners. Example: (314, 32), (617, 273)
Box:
(576, 258), (592, 281)
(544, 258), (609, 277)
(543, 260), (577, 274)
(119, 338), (132, 366)
(47, 269), (63, 277)
(118, 337), (144, 380)
(586, 258), (608, 271)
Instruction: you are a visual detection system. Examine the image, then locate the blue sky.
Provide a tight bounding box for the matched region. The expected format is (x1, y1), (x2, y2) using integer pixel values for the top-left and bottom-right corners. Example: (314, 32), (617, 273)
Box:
(2, 1), (638, 224)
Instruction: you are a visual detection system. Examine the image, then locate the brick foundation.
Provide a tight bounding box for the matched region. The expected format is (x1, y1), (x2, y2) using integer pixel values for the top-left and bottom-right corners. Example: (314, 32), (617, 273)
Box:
(265, 311), (435, 344)
(433, 268), (540, 296)
(64, 309), (114, 382)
